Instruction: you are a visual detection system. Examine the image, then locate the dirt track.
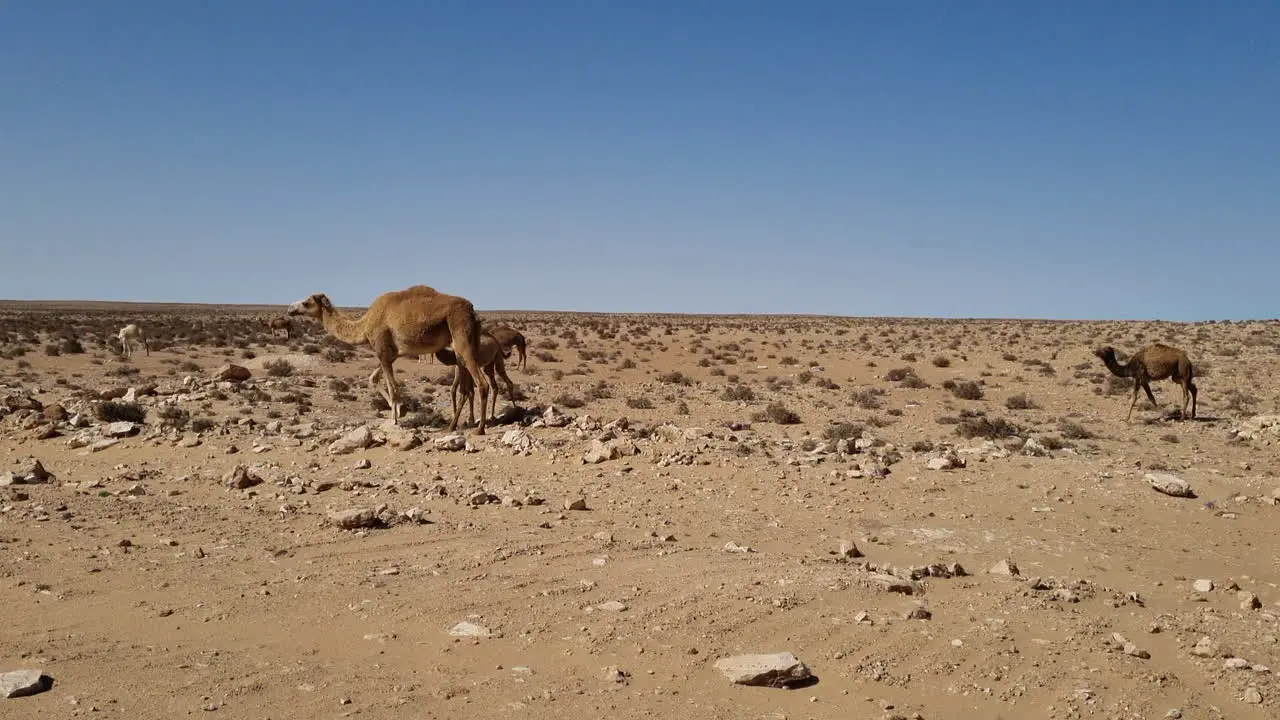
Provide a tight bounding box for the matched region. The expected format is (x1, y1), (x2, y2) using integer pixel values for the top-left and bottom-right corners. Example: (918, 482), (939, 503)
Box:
(2, 304), (1279, 719)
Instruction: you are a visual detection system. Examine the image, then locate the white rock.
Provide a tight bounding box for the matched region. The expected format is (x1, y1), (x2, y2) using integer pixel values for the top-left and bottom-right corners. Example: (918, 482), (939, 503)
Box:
(328, 426), (373, 455)
(1192, 579), (1214, 593)
(0, 669), (50, 698)
(713, 652), (812, 688)
(1146, 472), (1194, 498)
(448, 621), (491, 638)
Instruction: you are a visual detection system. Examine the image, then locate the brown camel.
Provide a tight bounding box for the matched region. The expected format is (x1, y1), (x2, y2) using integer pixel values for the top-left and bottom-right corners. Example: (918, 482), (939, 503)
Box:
(435, 330), (518, 428)
(267, 316), (294, 340)
(286, 285), (492, 434)
(1094, 344), (1198, 421)
(483, 324), (528, 371)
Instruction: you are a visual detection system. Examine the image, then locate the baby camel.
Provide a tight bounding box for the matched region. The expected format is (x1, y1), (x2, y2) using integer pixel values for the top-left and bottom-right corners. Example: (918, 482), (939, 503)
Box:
(287, 285), (492, 434)
(435, 330), (518, 428)
(267, 316), (294, 340)
(1094, 343), (1198, 421)
(483, 323), (528, 371)
(117, 324), (149, 359)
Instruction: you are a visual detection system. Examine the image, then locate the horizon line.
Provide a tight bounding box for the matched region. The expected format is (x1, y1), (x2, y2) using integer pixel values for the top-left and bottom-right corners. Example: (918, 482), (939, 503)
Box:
(0, 298), (1272, 325)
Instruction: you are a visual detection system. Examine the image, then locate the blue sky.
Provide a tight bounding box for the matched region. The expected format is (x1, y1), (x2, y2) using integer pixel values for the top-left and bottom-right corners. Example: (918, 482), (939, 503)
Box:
(1, 2), (1276, 320)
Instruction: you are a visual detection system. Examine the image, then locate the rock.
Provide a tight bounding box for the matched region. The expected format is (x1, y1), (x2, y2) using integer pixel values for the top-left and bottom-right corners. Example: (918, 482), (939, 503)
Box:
(448, 621), (492, 638)
(868, 574), (922, 595)
(88, 439), (119, 453)
(11, 457), (53, 484)
(583, 439), (620, 464)
(1243, 687), (1263, 704)
(383, 426), (422, 451)
(1190, 636), (1219, 658)
(502, 429), (534, 451)
(178, 434), (202, 448)
(1192, 579), (1214, 593)
(104, 421), (139, 438)
(213, 364), (252, 382)
(353, 458), (371, 470)
(541, 405), (572, 428)
(434, 433), (467, 452)
(1225, 657), (1250, 669)
(989, 558), (1020, 577)
(223, 465), (263, 490)
(837, 540), (863, 559)
(713, 652), (812, 688)
(42, 404), (68, 423)
(0, 669), (52, 698)
(1021, 437), (1051, 457)
(904, 605), (932, 620)
(564, 497), (588, 511)
(596, 600), (628, 612)
(328, 426), (373, 455)
(1124, 642), (1151, 659)
(1146, 472), (1194, 498)
(1239, 591), (1262, 610)
(601, 665), (630, 683)
(328, 508), (379, 530)
(468, 491), (495, 506)
(926, 449), (964, 471)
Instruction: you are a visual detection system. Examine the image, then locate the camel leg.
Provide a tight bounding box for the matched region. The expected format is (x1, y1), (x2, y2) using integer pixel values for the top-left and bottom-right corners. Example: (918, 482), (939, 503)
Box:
(1127, 380), (1141, 422)
(1142, 380), (1158, 409)
(519, 344), (527, 372)
(449, 314), (490, 436)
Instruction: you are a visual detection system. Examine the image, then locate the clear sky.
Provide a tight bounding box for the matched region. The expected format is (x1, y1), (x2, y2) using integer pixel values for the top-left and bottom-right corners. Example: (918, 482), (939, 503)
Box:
(1, 2), (1276, 320)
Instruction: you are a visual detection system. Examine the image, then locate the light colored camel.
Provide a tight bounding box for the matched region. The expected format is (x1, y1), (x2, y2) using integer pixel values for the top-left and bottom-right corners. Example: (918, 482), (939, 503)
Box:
(287, 285), (492, 434)
(1094, 343), (1198, 421)
(483, 324), (528, 371)
(268, 316), (294, 340)
(117, 324), (148, 359)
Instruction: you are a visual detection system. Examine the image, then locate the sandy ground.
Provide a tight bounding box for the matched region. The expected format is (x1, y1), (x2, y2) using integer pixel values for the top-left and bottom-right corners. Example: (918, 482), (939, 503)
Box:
(2, 302), (1280, 720)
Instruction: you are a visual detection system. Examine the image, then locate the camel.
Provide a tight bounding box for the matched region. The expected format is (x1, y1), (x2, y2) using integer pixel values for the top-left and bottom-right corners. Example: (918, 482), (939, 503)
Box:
(286, 285), (492, 434)
(267, 316), (294, 340)
(435, 330), (518, 428)
(117, 324), (148, 359)
(1094, 344), (1198, 421)
(483, 323), (528, 371)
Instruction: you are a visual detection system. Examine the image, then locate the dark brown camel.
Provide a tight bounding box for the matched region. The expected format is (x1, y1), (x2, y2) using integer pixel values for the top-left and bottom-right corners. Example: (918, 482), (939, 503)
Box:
(1094, 343), (1198, 421)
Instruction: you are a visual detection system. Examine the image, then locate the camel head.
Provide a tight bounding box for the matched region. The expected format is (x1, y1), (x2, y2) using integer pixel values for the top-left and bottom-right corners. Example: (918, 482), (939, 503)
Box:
(287, 293), (332, 318)
(1093, 346), (1116, 361)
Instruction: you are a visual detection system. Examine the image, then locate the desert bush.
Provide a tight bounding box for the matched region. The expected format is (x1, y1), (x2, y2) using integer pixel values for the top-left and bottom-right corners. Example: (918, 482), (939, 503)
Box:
(822, 422), (863, 443)
(954, 413), (1019, 439)
(753, 401), (801, 425)
(190, 417), (216, 433)
(659, 371), (693, 386)
(1058, 421), (1096, 440)
(720, 385), (755, 402)
(1005, 393), (1037, 410)
(885, 367), (915, 382)
(402, 408), (448, 429)
(553, 393), (585, 409)
(156, 405), (190, 430)
(851, 388), (884, 409)
(264, 359), (295, 377)
(944, 379), (984, 400)
(910, 439), (935, 452)
(626, 396), (654, 409)
(59, 337), (85, 354)
(931, 355), (951, 368)
(585, 380), (612, 400)
(97, 401), (146, 424)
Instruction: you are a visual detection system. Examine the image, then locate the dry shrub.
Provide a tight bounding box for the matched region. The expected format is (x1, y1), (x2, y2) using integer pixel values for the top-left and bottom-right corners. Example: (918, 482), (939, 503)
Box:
(753, 401), (801, 425)
(553, 393), (585, 409)
(954, 412), (1019, 439)
(263, 359), (295, 377)
(1005, 393), (1037, 410)
(97, 401), (146, 424)
(822, 422), (863, 443)
(944, 379), (984, 400)
(626, 396), (654, 409)
(720, 385), (755, 402)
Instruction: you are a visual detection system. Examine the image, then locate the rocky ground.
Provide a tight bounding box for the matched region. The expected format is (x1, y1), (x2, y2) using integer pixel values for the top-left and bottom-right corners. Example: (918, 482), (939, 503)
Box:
(2, 302), (1280, 720)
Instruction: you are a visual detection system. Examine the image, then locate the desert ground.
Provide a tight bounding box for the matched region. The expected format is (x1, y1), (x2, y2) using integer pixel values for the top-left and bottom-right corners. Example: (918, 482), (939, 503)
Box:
(3, 300), (1280, 720)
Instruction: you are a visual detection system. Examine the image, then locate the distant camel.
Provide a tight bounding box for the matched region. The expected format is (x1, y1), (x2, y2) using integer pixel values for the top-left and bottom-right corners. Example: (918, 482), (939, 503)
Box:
(484, 324), (528, 371)
(435, 330), (518, 427)
(267, 316), (294, 340)
(1094, 344), (1198, 421)
(286, 285), (491, 433)
(117, 324), (148, 359)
